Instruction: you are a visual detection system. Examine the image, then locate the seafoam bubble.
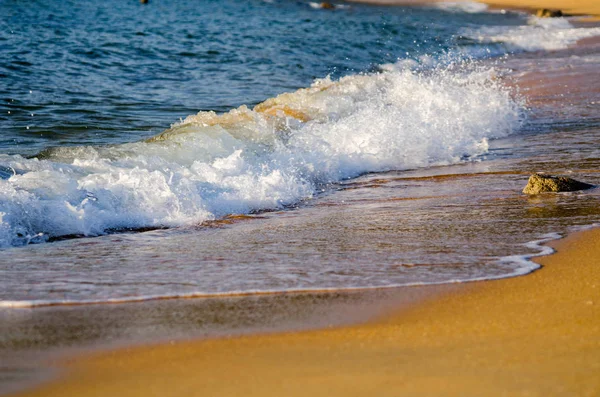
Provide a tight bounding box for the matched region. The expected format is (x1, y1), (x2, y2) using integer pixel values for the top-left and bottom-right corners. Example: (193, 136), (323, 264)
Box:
(0, 64), (522, 247)
(434, 1), (489, 14)
(464, 16), (600, 52)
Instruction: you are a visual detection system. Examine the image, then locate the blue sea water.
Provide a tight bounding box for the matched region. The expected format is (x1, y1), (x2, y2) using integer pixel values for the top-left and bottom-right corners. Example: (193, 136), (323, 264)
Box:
(0, 0), (528, 155)
(1, 0), (600, 306)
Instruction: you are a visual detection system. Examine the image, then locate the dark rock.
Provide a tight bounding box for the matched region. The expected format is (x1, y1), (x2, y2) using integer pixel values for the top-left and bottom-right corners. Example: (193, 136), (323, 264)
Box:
(320, 2), (335, 10)
(523, 174), (595, 194)
(535, 9), (563, 18)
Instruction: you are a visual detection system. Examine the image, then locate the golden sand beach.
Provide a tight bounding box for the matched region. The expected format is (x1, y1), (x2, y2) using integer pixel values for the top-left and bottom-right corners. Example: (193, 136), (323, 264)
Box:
(7, 1), (600, 396)
(483, 0), (600, 16)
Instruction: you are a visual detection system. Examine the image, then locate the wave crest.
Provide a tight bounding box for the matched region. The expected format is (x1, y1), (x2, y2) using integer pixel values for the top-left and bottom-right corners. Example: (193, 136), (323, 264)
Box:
(0, 64), (522, 247)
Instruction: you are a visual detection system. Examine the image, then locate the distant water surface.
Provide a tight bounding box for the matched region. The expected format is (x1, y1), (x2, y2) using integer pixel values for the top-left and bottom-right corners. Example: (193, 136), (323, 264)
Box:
(1, 0), (530, 154)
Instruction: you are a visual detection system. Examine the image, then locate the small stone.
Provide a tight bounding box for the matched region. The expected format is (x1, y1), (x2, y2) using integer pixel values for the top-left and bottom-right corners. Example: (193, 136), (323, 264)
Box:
(523, 174), (595, 195)
(535, 9), (563, 18)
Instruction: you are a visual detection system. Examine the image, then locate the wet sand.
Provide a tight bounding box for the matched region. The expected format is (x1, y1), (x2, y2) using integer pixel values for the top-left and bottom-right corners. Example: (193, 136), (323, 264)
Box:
(10, 229), (600, 397)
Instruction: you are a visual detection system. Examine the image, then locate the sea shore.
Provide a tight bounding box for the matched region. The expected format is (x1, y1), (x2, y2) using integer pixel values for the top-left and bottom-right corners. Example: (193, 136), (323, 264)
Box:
(11, 230), (600, 397)
(348, 0), (600, 17)
(5, 1), (600, 396)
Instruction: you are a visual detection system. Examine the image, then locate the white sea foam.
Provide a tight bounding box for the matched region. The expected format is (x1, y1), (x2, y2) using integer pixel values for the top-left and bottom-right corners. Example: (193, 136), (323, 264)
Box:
(0, 65), (521, 247)
(382, 17), (600, 74)
(434, 1), (489, 14)
(465, 16), (600, 52)
(2, 10), (598, 248)
(308, 2), (348, 10)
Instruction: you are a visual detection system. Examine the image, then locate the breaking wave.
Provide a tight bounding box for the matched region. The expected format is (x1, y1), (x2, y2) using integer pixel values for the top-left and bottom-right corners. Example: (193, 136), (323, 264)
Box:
(0, 64), (522, 247)
(464, 16), (600, 52)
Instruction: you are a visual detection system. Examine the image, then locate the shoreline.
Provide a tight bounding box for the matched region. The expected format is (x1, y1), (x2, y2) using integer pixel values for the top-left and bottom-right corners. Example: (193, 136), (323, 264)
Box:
(346, 0), (600, 17)
(10, 227), (600, 397)
(4, 1), (600, 396)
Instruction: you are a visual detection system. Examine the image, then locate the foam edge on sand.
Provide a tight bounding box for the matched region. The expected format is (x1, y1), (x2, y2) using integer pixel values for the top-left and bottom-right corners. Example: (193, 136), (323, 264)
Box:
(12, 226), (600, 397)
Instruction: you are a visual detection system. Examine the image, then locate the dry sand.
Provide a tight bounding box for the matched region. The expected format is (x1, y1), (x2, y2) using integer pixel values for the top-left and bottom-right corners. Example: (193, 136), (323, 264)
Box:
(12, 228), (600, 397)
(484, 0), (600, 16)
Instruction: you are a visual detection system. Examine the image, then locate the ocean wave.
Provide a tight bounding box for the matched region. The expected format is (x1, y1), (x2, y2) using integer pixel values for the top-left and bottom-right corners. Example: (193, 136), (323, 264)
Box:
(464, 16), (600, 52)
(0, 64), (522, 247)
(433, 1), (489, 14)
(381, 16), (600, 74)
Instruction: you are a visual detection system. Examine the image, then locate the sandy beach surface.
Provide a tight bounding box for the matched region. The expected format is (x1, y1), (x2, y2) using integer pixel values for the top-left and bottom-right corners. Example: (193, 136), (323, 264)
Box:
(11, 228), (600, 397)
(4, 1), (600, 396)
(483, 0), (600, 16)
